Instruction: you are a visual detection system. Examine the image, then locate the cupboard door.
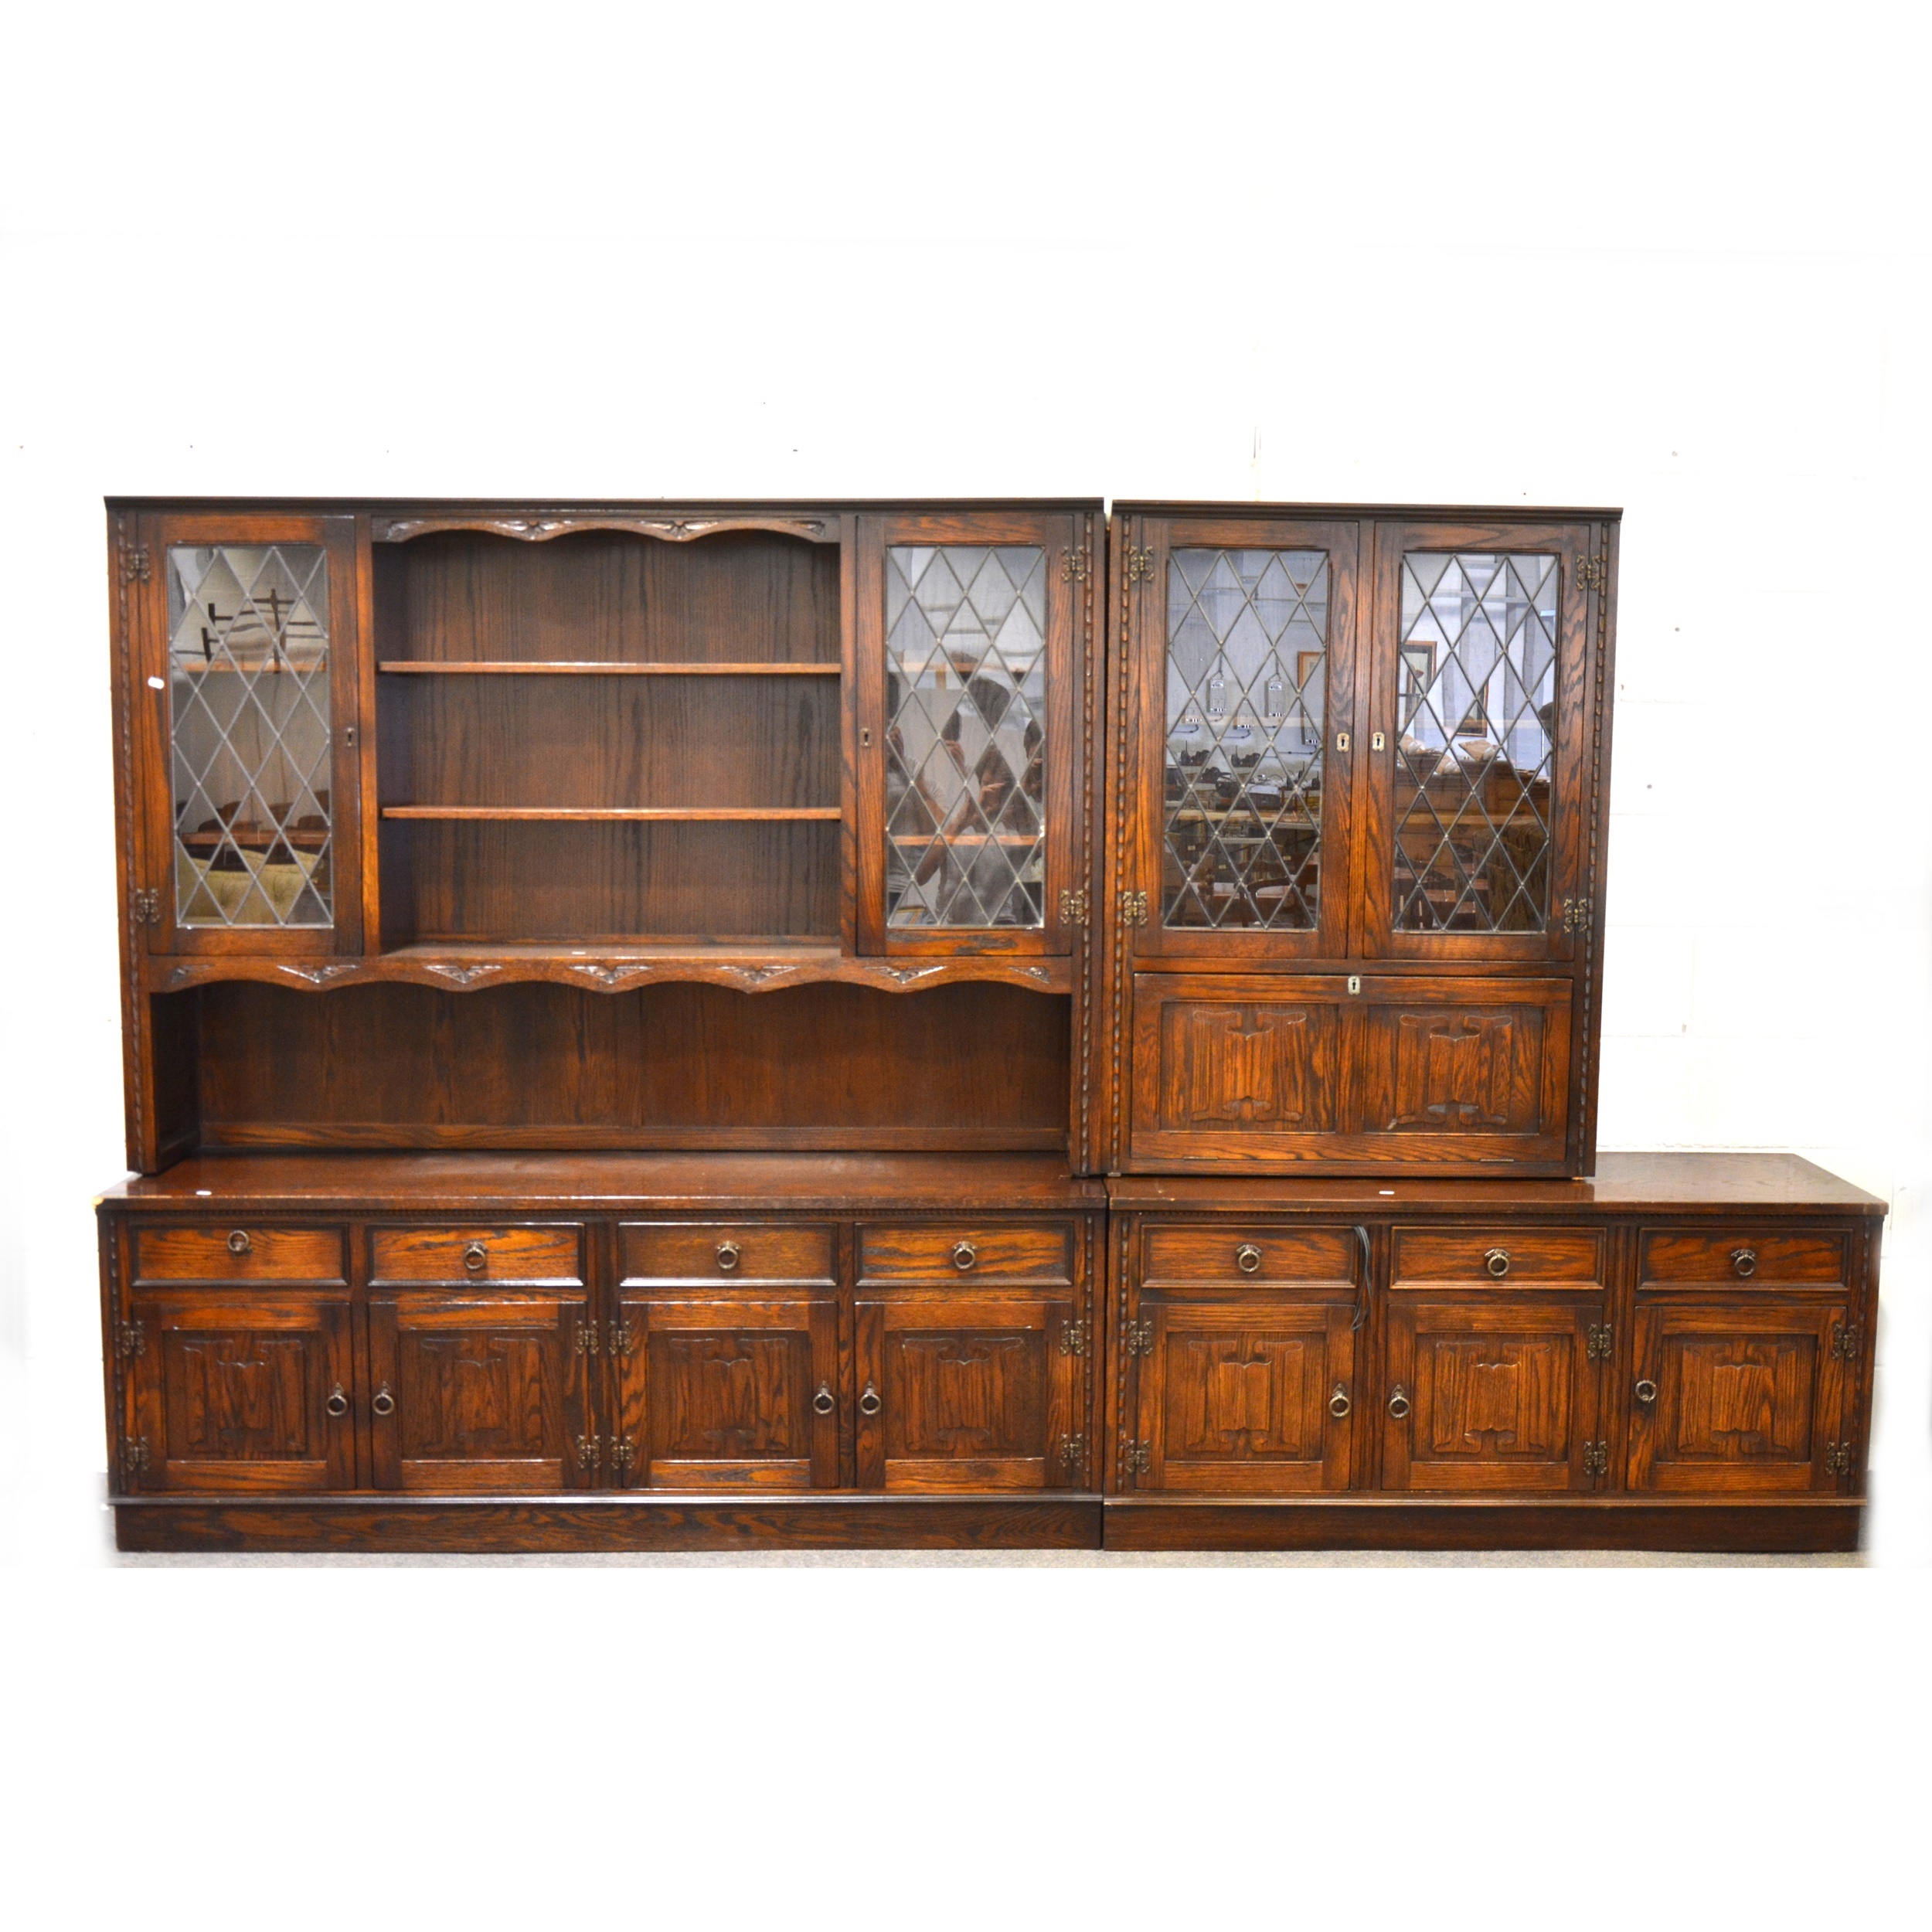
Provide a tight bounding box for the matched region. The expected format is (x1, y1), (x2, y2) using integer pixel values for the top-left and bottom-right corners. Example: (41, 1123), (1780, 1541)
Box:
(1122, 513), (1362, 964)
(854, 1293), (1080, 1490)
(134, 512), (362, 956)
(366, 1291), (592, 1492)
(614, 1293), (841, 1490)
(1131, 1295), (1356, 1495)
(1361, 518), (1600, 964)
(1381, 1294), (1607, 1492)
(1627, 1299), (1850, 1494)
(855, 510), (1083, 955)
(127, 1290), (355, 1492)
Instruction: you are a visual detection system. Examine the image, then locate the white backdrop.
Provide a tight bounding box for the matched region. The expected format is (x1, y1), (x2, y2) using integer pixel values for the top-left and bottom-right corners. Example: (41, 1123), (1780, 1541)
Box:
(3, 4), (1927, 1923)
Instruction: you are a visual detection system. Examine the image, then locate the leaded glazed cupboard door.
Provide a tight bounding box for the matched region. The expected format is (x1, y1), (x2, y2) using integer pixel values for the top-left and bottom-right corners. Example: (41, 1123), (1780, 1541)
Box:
(855, 510), (1085, 956)
(1121, 514), (1364, 964)
(127, 512), (363, 956)
(1359, 518), (1598, 965)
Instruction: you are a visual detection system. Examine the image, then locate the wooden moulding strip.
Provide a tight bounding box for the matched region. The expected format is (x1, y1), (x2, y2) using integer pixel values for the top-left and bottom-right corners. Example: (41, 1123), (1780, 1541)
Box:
(378, 807), (843, 821)
(377, 661), (842, 675)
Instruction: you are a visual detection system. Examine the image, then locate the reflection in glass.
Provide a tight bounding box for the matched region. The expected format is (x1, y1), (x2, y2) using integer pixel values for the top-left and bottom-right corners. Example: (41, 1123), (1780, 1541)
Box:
(1393, 553), (1556, 932)
(1162, 549), (1327, 929)
(167, 545), (333, 927)
(883, 546), (1046, 928)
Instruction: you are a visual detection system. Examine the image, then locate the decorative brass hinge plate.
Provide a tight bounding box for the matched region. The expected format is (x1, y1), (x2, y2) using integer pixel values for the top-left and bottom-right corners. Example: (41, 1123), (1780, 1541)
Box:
(1121, 1440), (1151, 1477)
(1123, 1318), (1155, 1356)
(575, 1325), (600, 1355)
(120, 546), (151, 585)
(1563, 897), (1591, 933)
(1058, 1319), (1088, 1357)
(1057, 889), (1089, 927)
(608, 1319), (634, 1358)
(1582, 1440), (1610, 1478)
(114, 1321), (147, 1360)
(1831, 1321), (1859, 1361)
(1825, 1440), (1853, 1477)
(1060, 547), (1089, 582)
(1586, 1322), (1613, 1361)
(612, 1437), (636, 1475)
(131, 888), (162, 926)
(1125, 546), (1155, 583)
(1058, 1434), (1087, 1482)
(124, 1435), (151, 1473)
(1577, 557), (1607, 594)
(575, 1433), (602, 1471)
(1120, 889), (1149, 926)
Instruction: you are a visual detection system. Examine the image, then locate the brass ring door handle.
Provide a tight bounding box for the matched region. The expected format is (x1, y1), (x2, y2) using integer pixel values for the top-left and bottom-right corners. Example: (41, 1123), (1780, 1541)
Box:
(1328, 1384), (1352, 1420)
(1236, 1243), (1262, 1274)
(859, 1382), (881, 1417)
(1387, 1384), (1411, 1421)
(952, 1240), (976, 1270)
(812, 1382), (835, 1416)
(325, 1384), (349, 1417)
(462, 1243), (487, 1274)
(1731, 1247), (1757, 1279)
(1634, 1378), (1658, 1406)
(1485, 1247), (1510, 1278)
(371, 1383), (396, 1417)
(717, 1240), (741, 1272)
(226, 1229), (251, 1255)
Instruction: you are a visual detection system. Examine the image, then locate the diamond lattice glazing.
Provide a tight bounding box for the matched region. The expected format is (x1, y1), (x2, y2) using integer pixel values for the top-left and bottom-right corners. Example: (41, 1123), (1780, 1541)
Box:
(883, 546), (1046, 929)
(1163, 549), (1328, 929)
(167, 544), (333, 927)
(1393, 552), (1557, 932)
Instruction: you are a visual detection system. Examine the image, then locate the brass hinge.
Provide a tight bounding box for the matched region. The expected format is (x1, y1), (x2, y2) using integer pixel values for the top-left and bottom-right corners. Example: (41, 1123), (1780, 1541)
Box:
(124, 1435), (151, 1474)
(1563, 897), (1591, 933)
(1057, 888), (1089, 927)
(575, 1433), (602, 1471)
(1060, 547), (1090, 583)
(1120, 889), (1149, 926)
(1058, 1318), (1088, 1358)
(120, 546), (151, 585)
(607, 1319), (634, 1359)
(1582, 1440), (1610, 1478)
(131, 887), (162, 926)
(1123, 1318), (1155, 1356)
(1825, 1440), (1853, 1477)
(575, 1324), (600, 1355)
(1058, 1434), (1088, 1482)
(1586, 1322), (1613, 1361)
(1831, 1321), (1860, 1361)
(1578, 557), (1607, 594)
(1121, 1439), (1151, 1477)
(612, 1436), (636, 1475)
(1125, 546), (1155, 583)
(114, 1320), (147, 1360)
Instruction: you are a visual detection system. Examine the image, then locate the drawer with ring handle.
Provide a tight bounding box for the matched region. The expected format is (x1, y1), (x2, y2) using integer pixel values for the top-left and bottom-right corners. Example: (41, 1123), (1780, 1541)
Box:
(859, 1222), (1073, 1284)
(1390, 1226), (1604, 1287)
(370, 1225), (583, 1286)
(1637, 1227), (1849, 1290)
(132, 1223), (346, 1285)
(619, 1221), (835, 1285)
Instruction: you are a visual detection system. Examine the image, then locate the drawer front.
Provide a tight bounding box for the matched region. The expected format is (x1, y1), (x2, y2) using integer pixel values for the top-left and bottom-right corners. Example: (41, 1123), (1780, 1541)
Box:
(369, 1224), (584, 1286)
(620, 1222), (835, 1286)
(133, 1223), (346, 1285)
(1638, 1228), (1848, 1291)
(859, 1222), (1074, 1284)
(1393, 1226), (1604, 1287)
(1142, 1224), (1358, 1286)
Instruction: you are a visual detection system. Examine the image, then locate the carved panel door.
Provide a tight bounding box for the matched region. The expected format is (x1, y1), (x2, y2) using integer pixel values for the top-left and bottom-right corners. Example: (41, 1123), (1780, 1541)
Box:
(854, 1293), (1082, 1490)
(1121, 512), (1364, 964)
(855, 509), (1085, 956)
(614, 1292), (842, 1489)
(366, 1291), (593, 1492)
(125, 1289), (356, 1492)
(129, 511), (362, 957)
(1360, 518), (1603, 964)
(1627, 1298), (1851, 1494)
(1381, 1294), (1608, 1492)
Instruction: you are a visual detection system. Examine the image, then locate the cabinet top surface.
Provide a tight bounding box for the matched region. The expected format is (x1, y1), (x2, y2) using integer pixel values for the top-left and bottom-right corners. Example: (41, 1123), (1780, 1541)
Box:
(104, 495), (1107, 516)
(99, 1151), (1106, 1213)
(1110, 499), (1622, 522)
(1105, 1152), (1883, 1215)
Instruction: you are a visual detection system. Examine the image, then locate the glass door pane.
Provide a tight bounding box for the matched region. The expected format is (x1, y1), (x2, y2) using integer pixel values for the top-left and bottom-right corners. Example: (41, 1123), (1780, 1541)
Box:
(167, 543), (334, 928)
(1164, 549), (1329, 930)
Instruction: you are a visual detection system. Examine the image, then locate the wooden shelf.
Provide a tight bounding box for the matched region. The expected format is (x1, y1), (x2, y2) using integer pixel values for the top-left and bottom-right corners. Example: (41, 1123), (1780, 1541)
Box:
(380, 806), (842, 821)
(378, 660), (841, 676)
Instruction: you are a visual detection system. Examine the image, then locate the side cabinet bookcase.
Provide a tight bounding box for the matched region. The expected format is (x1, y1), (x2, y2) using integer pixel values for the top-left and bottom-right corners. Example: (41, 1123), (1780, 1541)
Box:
(97, 498), (1883, 1553)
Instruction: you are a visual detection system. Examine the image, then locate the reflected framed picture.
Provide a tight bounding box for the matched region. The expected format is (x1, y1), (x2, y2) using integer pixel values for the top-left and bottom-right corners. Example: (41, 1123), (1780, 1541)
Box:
(1399, 643), (1435, 730)
(1296, 650), (1322, 747)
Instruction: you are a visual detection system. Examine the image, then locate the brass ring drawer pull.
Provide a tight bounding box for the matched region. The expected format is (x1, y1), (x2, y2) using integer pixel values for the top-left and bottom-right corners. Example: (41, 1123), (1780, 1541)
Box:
(859, 1382), (881, 1417)
(1387, 1384), (1411, 1421)
(1634, 1378), (1658, 1406)
(371, 1383), (396, 1417)
(1236, 1243), (1262, 1274)
(812, 1382), (835, 1417)
(463, 1243), (487, 1274)
(1485, 1247), (1510, 1278)
(1328, 1384), (1352, 1420)
(227, 1230), (251, 1255)
(1731, 1247), (1757, 1279)
(325, 1384), (349, 1418)
(952, 1240), (976, 1270)
(717, 1240), (741, 1272)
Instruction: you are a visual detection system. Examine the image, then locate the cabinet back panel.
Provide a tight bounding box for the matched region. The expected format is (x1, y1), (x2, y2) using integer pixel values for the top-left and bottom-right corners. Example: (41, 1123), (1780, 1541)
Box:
(188, 982), (1069, 1151)
(382, 818), (839, 941)
(373, 530), (839, 665)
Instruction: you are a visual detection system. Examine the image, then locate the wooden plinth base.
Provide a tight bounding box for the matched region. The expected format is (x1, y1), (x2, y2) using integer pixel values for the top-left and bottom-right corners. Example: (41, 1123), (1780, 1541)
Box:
(114, 1493), (1861, 1556)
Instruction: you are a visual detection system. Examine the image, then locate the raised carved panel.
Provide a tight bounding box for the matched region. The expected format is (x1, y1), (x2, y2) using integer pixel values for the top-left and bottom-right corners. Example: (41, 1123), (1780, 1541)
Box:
(1157, 1000), (1335, 1131)
(1389, 1012), (1515, 1128)
(166, 1332), (313, 1461)
(1171, 1332), (1313, 1460)
(1421, 1336), (1568, 1458)
(395, 1328), (554, 1462)
(889, 1332), (1043, 1460)
(651, 1332), (811, 1461)
(1663, 1335), (1814, 1462)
